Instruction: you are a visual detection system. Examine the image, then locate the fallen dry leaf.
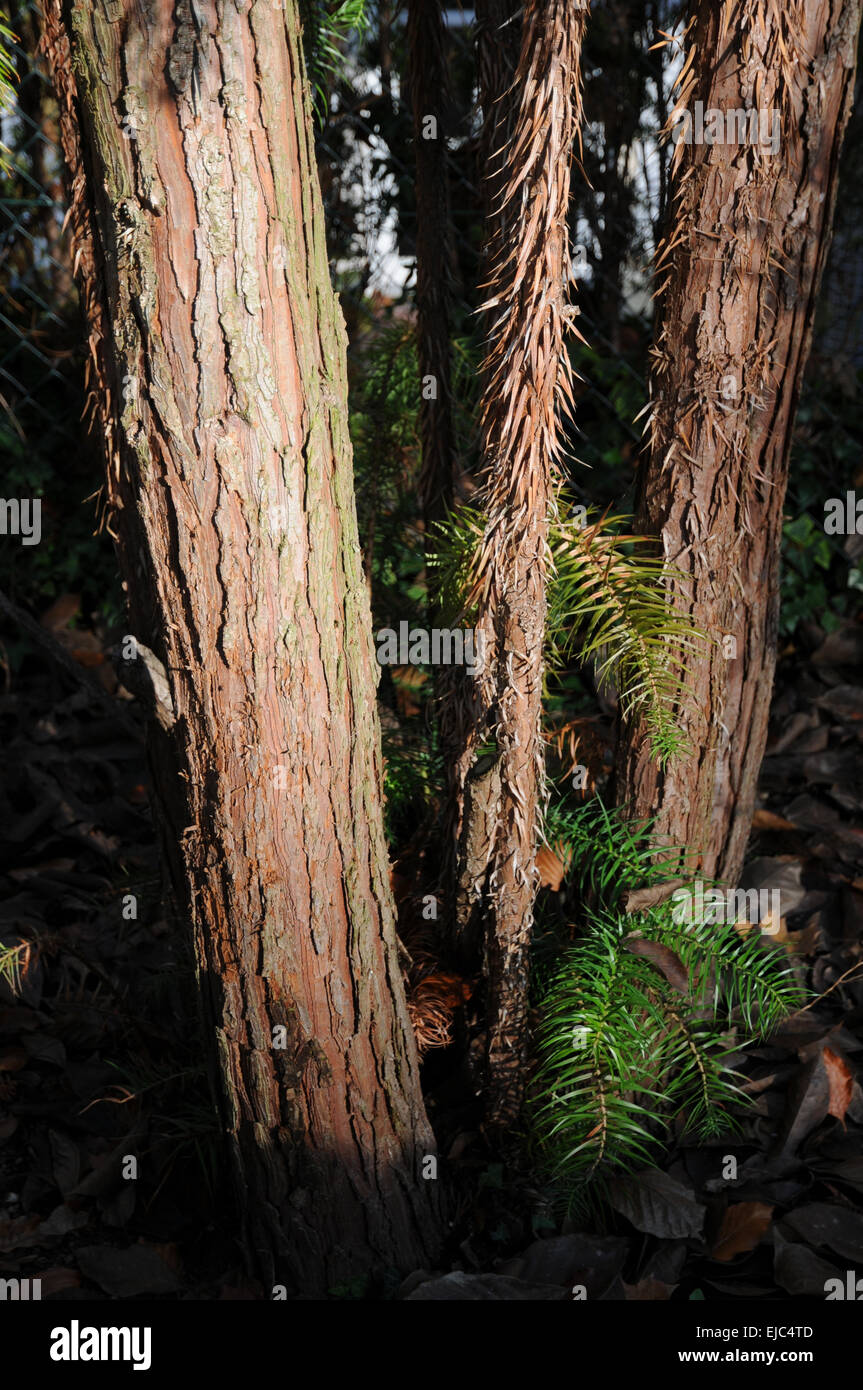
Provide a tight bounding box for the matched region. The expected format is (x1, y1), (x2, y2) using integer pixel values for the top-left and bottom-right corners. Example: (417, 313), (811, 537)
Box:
(609, 1171), (705, 1238)
(622, 881), (683, 914)
(622, 936), (689, 993)
(759, 914), (812, 953)
(759, 909), (786, 938)
(782, 1203), (863, 1263)
(794, 919), (822, 956)
(773, 1050), (831, 1156)
(823, 1047), (854, 1125)
(711, 1202), (774, 1262)
(536, 842), (570, 891)
(774, 1230), (843, 1296)
(622, 1277), (675, 1300)
(752, 809), (798, 832)
(39, 593), (81, 630)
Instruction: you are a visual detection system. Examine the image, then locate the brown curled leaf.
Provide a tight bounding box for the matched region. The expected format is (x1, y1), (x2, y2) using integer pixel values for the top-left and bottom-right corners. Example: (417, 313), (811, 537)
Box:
(622, 936), (689, 993)
(823, 1046), (854, 1125)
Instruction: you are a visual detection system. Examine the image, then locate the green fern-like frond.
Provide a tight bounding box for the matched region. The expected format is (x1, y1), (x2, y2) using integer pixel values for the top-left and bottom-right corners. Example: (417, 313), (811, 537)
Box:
(646, 909), (804, 1037)
(533, 916), (671, 1188)
(547, 500), (711, 765)
(0, 17), (14, 90)
(0, 939), (32, 995)
(352, 320), (418, 410)
(426, 503), (484, 627)
(542, 795), (696, 903)
(0, 15), (18, 175)
(658, 1008), (747, 1142)
(428, 494), (710, 767)
(349, 319), (421, 597)
(532, 802), (805, 1209)
(299, 0), (368, 121)
(381, 731), (442, 841)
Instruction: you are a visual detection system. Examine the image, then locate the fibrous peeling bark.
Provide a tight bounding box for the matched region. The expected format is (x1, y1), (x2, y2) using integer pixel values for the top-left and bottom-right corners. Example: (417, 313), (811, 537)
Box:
(471, 0), (590, 1128)
(41, 0), (441, 1293)
(617, 0), (861, 886)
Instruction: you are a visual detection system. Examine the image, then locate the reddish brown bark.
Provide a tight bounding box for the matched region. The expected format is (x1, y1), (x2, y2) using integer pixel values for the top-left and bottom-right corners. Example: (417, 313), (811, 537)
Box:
(40, 0), (440, 1293)
(473, 0), (589, 1127)
(616, 0), (861, 887)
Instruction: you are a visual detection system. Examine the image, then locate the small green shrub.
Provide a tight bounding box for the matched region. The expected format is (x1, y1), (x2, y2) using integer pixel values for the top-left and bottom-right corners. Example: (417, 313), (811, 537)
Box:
(531, 800), (803, 1214)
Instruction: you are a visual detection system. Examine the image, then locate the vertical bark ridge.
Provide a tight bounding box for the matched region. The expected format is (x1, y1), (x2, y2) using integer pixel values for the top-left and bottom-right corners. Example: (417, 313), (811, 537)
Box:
(41, 0), (440, 1293)
(473, 0), (590, 1129)
(616, 0), (861, 886)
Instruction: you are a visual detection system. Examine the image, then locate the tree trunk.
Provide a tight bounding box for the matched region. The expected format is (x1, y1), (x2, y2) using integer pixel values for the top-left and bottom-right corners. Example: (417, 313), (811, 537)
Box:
(475, 0), (522, 276)
(474, 0), (589, 1128)
(406, 0), (455, 530)
(438, 1), (522, 964)
(616, 0), (861, 886)
(405, 0), (465, 929)
(41, 0), (440, 1294)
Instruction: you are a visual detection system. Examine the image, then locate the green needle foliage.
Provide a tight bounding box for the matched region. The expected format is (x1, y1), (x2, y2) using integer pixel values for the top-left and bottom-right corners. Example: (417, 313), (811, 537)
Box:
(0, 939), (31, 994)
(0, 14), (17, 174)
(532, 799), (804, 1214)
(429, 490), (710, 766)
(349, 320), (422, 619)
(548, 500), (711, 766)
(381, 732), (442, 841)
(299, 0), (368, 121)
(543, 796), (695, 905)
